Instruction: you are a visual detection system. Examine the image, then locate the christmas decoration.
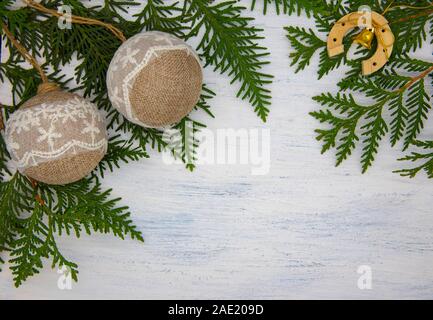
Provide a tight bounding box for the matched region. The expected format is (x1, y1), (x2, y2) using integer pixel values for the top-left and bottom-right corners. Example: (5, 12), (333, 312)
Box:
(0, 0), (272, 287)
(107, 31), (203, 128)
(326, 10), (394, 75)
(1, 19), (107, 185)
(283, 0), (433, 176)
(5, 86), (108, 185)
(0, 2), (144, 287)
(1, 0), (431, 289)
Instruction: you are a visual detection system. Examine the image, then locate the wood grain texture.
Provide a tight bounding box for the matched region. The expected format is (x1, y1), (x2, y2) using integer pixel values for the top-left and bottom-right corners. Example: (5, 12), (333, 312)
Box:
(1, 1), (433, 299)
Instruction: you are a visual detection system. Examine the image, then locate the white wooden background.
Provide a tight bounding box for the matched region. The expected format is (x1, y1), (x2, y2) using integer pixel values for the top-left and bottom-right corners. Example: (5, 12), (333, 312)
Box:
(1, 1), (433, 299)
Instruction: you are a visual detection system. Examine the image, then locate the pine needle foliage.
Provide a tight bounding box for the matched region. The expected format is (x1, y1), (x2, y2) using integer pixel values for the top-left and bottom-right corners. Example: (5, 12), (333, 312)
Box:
(280, 0), (433, 177)
(0, 0), (271, 286)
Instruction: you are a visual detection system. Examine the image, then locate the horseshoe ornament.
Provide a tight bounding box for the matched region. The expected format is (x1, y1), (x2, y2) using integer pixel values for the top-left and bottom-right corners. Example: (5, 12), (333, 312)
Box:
(327, 11), (395, 76)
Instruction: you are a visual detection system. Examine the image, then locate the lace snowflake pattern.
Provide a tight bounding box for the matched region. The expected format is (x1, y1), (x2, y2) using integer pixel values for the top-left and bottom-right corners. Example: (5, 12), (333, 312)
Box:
(5, 95), (108, 171)
(106, 31), (202, 128)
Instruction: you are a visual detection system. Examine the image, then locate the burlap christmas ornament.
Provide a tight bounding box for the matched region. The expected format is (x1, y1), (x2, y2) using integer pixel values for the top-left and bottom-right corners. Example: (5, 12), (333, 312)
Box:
(5, 85), (108, 185)
(107, 31), (203, 128)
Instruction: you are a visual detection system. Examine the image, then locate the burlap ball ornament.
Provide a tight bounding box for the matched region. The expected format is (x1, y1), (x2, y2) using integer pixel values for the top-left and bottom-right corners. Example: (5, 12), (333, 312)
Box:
(107, 31), (203, 128)
(5, 85), (108, 185)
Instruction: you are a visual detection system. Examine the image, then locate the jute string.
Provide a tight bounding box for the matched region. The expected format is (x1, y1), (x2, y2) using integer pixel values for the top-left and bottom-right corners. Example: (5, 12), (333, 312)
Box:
(0, 21), (59, 195)
(1, 22), (58, 134)
(0, 21), (58, 94)
(24, 0), (126, 43)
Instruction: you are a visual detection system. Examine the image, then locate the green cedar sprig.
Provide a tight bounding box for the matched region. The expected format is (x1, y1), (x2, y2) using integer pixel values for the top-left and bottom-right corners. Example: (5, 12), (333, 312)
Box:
(280, 0), (433, 177)
(0, 0), (271, 286)
(184, 0), (273, 121)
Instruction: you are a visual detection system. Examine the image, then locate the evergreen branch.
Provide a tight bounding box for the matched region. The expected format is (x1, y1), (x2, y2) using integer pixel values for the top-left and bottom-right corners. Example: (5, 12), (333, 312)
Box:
(33, 0), (211, 171)
(391, 8), (433, 24)
(133, 0), (185, 37)
(285, 24), (361, 78)
(389, 92), (407, 146)
(250, 0), (331, 16)
(287, 0), (433, 175)
(166, 85), (215, 171)
(98, 135), (148, 178)
(360, 105), (388, 172)
(184, 0), (273, 121)
(403, 78), (431, 150)
(285, 26), (325, 73)
(112, 85), (215, 170)
(338, 76), (391, 100)
(48, 232), (79, 282)
(396, 141), (433, 178)
(1, 0), (230, 287)
(0, 58), (69, 109)
(311, 93), (368, 166)
(312, 0), (353, 32)
(397, 64), (433, 92)
(311, 57), (433, 172)
(386, 1), (433, 54)
(6, 174), (144, 286)
(318, 48), (345, 79)
(0, 174), (34, 272)
(0, 14), (145, 282)
(44, 179), (144, 241)
(0, 0), (13, 13)
(390, 55), (433, 74)
(1, 7), (44, 61)
(0, 132), (11, 181)
(374, 70), (410, 90)
(9, 199), (80, 286)
(194, 85), (216, 118)
(102, 0), (140, 16)
(9, 203), (48, 287)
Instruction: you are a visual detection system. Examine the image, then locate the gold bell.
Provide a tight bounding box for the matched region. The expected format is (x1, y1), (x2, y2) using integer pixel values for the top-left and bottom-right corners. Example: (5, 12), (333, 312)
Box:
(353, 28), (375, 50)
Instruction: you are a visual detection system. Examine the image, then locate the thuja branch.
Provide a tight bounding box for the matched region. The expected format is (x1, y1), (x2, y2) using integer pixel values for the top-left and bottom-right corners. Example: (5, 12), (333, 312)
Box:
(391, 8), (433, 24)
(0, 108), (4, 131)
(24, 0), (127, 42)
(396, 141), (433, 178)
(0, 0), (151, 286)
(285, 0), (433, 175)
(184, 0), (273, 121)
(397, 65), (433, 92)
(3, 174), (144, 287)
(2, 0), (258, 285)
(29, 178), (45, 206)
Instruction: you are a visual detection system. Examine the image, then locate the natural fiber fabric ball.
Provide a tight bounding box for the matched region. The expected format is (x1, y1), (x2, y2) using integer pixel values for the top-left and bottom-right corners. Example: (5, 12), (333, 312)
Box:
(107, 31), (203, 128)
(5, 90), (108, 185)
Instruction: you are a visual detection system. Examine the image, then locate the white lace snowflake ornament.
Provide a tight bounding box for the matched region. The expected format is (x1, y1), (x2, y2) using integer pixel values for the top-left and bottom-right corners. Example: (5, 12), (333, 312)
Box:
(5, 89), (108, 185)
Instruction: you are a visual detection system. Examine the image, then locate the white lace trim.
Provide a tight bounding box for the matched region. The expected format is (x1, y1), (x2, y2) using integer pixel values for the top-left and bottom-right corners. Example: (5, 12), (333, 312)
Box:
(16, 139), (107, 171)
(5, 97), (107, 171)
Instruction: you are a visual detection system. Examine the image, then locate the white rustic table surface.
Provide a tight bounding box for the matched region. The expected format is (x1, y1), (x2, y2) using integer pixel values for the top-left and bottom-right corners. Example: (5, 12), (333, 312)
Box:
(1, 1), (433, 299)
